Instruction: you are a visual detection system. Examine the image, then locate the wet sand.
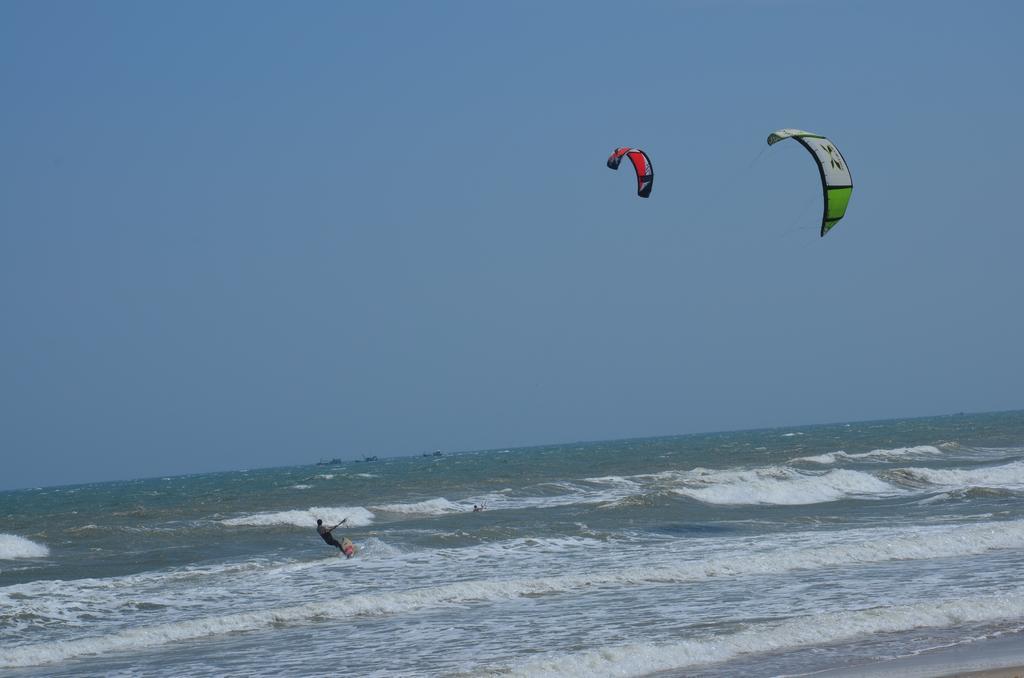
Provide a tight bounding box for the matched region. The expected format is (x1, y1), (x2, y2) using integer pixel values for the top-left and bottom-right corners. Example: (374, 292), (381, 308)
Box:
(937, 669), (1023, 678)
(799, 631), (1024, 678)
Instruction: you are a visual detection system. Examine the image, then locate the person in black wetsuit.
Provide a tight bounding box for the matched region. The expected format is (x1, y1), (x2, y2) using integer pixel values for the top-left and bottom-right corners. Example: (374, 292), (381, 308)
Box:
(316, 518), (347, 552)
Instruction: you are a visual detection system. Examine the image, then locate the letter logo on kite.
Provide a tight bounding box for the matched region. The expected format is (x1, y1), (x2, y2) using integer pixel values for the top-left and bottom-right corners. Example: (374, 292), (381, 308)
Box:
(767, 129), (853, 237)
(606, 147), (653, 198)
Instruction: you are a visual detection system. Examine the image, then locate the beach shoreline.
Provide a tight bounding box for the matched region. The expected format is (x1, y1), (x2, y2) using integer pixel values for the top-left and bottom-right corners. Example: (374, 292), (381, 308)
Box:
(799, 631), (1024, 678)
(941, 669), (1024, 678)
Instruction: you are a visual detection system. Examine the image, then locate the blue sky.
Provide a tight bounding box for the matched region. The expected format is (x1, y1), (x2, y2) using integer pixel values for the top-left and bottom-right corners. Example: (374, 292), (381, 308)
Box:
(2, 1), (1022, 490)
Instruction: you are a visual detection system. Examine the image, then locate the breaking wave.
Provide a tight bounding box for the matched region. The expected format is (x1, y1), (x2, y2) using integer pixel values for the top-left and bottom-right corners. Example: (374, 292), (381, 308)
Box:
(792, 445), (945, 465)
(495, 590), (1024, 677)
(221, 506), (375, 528)
(0, 534), (49, 560)
(370, 498), (468, 515)
(672, 467), (899, 505)
(887, 460), (1024, 491)
(5, 519), (1023, 668)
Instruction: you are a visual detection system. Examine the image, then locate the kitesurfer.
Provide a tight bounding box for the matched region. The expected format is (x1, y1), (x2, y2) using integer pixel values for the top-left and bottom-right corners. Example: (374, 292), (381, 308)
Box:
(316, 518), (347, 553)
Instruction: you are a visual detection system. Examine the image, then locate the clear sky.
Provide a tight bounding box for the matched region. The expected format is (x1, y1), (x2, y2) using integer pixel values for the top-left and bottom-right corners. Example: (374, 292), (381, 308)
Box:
(2, 1), (1022, 490)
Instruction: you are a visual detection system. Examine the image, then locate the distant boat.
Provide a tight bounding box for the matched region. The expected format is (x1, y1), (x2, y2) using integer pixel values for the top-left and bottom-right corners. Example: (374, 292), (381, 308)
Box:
(421, 450), (444, 458)
(316, 457), (342, 466)
(355, 455), (378, 463)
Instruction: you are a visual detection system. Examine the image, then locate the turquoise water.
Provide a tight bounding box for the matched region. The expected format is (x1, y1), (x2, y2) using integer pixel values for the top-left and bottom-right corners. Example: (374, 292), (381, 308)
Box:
(3, 410), (1024, 676)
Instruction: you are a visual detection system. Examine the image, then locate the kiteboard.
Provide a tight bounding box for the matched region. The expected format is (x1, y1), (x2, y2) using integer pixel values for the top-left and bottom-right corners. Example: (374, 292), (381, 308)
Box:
(340, 537), (357, 558)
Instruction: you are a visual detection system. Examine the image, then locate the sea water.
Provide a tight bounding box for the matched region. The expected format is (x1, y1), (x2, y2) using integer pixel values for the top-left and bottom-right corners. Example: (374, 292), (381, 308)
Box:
(3, 410), (1024, 677)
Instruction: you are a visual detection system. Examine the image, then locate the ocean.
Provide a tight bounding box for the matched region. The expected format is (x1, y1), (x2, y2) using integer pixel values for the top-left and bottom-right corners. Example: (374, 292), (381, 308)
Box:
(3, 410), (1024, 677)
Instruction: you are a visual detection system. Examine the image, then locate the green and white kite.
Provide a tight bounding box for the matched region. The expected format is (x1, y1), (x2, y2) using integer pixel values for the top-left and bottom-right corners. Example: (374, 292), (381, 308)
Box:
(767, 129), (853, 237)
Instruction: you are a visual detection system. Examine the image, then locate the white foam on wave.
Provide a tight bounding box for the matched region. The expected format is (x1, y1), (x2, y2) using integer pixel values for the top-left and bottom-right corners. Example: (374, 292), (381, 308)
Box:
(915, 492), (952, 505)
(794, 451), (851, 464)
(496, 589), (1024, 677)
(68, 524), (101, 533)
(370, 498), (466, 515)
(793, 445), (945, 465)
(3, 578), (618, 668)
(289, 484), (311, 490)
(673, 467), (898, 505)
(436, 536), (608, 562)
(0, 534), (49, 560)
(6, 519), (1024, 668)
(583, 475), (639, 485)
(0, 551), (332, 609)
(891, 460), (1024, 490)
(221, 506), (375, 528)
(421, 481), (639, 515)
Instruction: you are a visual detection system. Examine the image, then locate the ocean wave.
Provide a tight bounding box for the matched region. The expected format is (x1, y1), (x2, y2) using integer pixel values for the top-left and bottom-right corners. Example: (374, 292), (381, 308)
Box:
(0, 534), (49, 560)
(672, 467), (899, 505)
(369, 498), (467, 515)
(221, 506), (375, 528)
(792, 445), (945, 465)
(886, 460), (1024, 491)
(431, 483), (640, 514)
(67, 524), (101, 533)
(582, 475), (641, 486)
(3, 578), (599, 667)
(517, 478), (644, 508)
(0, 552), (334, 608)
(5, 520), (1023, 668)
(494, 589), (1024, 677)
(598, 493), (671, 510)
